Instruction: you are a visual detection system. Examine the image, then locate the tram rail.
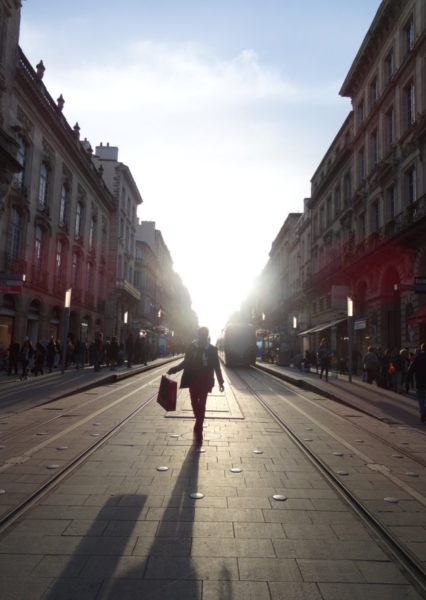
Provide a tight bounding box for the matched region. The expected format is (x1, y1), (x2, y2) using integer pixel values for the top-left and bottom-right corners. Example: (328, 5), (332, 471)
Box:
(233, 366), (426, 595)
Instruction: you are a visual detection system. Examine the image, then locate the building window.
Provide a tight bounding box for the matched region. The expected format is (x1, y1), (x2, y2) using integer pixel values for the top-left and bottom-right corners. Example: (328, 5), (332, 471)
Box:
(384, 49), (394, 85)
(343, 172), (351, 204)
(406, 166), (417, 205)
(319, 207), (325, 231)
(59, 183), (69, 228)
(384, 107), (394, 149)
(89, 216), (96, 249)
(370, 129), (379, 168)
(13, 135), (28, 187)
(334, 186), (341, 216)
(403, 15), (415, 55)
(387, 185), (396, 219)
(71, 252), (80, 288)
(38, 162), (49, 209)
(34, 225), (44, 270)
(326, 196), (332, 226)
(55, 239), (64, 280)
(403, 81), (416, 128)
(357, 99), (365, 127)
(358, 147), (365, 183)
(369, 77), (378, 109)
(75, 201), (84, 238)
(86, 262), (93, 291)
(370, 201), (380, 232)
(358, 213), (366, 240)
(6, 208), (23, 266)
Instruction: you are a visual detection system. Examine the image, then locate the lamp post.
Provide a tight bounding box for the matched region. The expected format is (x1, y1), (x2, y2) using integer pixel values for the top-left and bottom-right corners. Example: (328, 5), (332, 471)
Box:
(61, 288), (72, 374)
(347, 297), (354, 383)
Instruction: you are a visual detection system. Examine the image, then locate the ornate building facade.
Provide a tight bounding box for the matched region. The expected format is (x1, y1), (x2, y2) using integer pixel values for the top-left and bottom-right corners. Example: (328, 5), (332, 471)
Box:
(255, 0), (426, 358)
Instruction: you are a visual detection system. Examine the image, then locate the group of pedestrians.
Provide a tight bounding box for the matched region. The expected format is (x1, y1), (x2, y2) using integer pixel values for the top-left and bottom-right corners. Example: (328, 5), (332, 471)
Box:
(362, 343), (426, 422)
(3, 331), (153, 381)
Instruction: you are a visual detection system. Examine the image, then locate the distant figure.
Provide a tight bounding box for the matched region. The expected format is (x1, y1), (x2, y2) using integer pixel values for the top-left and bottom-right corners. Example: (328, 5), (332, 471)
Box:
(407, 343), (426, 422)
(7, 338), (20, 375)
(20, 337), (34, 380)
(363, 346), (379, 384)
(94, 333), (104, 371)
(109, 336), (119, 370)
(46, 337), (56, 373)
(125, 332), (134, 368)
(317, 338), (331, 382)
(167, 326), (224, 444)
(33, 342), (45, 376)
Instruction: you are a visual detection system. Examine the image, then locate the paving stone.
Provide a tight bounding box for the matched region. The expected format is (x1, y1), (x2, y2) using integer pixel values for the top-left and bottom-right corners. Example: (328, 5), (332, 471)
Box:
(10, 518), (70, 535)
(272, 539), (387, 561)
(42, 578), (103, 599)
(191, 537), (275, 558)
(98, 577), (202, 599)
(297, 559), (365, 582)
(233, 522), (285, 539)
(0, 576), (53, 600)
(144, 556), (239, 580)
(269, 581), (324, 599)
(31, 554), (88, 577)
(203, 580), (270, 599)
(318, 582), (424, 600)
(156, 521), (234, 538)
(356, 560), (414, 584)
(238, 557), (302, 581)
(0, 554), (42, 577)
(133, 536), (191, 556)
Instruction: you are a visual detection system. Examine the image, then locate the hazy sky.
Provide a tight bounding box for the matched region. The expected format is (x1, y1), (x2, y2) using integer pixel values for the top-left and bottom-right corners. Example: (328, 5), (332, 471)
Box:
(20, 1), (382, 339)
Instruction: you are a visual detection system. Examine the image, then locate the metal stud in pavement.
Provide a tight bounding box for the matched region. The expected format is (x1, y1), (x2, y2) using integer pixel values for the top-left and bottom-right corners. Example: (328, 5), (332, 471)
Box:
(337, 470), (349, 476)
(333, 452), (343, 456)
(272, 494), (287, 501)
(406, 472), (419, 477)
(56, 446), (68, 450)
(46, 464), (60, 469)
(156, 466), (169, 472)
(230, 467), (242, 473)
(252, 449), (263, 454)
(189, 492), (204, 499)
(384, 497), (399, 503)
(0, 489), (5, 494)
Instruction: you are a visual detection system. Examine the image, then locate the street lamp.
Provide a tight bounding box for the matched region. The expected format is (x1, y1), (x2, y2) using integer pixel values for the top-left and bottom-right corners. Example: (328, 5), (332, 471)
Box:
(61, 288), (72, 374)
(347, 297), (354, 383)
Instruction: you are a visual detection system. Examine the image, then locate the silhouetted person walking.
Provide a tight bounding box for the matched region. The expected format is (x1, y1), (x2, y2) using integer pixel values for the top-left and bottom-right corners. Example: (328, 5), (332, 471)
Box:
(168, 326), (224, 443)
(408, 343), (426, 422)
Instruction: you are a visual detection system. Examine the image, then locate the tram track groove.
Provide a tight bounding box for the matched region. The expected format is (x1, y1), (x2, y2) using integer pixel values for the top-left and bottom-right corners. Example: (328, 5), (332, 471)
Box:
(0, 386), (161, 536)
(232, 367), (426, 595)
(253, 365), (426, 468)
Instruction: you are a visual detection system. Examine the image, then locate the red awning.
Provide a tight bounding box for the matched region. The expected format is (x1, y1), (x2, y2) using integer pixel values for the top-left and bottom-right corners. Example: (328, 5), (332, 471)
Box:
(408, 305), (426, 325)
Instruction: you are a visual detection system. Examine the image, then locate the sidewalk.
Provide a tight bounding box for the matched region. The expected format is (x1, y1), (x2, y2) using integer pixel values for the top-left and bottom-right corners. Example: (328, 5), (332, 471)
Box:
(0, 375), (423, 599)
(255, 361), (422, 429)
(0, 357), (179, 414)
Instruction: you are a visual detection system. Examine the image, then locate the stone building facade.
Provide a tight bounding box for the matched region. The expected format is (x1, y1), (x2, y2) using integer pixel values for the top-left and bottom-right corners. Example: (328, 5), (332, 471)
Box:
(255, 0), (426, 359)
(0, 4), (197, 355)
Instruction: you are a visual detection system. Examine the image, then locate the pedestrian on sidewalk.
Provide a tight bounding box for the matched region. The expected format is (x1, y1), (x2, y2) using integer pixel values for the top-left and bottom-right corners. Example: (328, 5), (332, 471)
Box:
(407, 343), (426, 422)
(109, 336), (119, 370)
(317, 338), (331, 382)
(7, 338), (20, 375)
(19, 337), (34, 380)
(363, 346), (379, 384)
(167, 326), (225, 444)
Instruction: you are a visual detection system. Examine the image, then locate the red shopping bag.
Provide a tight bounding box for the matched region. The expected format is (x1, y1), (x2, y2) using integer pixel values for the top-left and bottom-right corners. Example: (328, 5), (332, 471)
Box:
(157, 375), (177, 411)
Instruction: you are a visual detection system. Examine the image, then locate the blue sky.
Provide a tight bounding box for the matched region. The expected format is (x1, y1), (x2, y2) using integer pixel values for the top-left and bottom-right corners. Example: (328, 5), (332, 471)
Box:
(20, 1), (382, 338)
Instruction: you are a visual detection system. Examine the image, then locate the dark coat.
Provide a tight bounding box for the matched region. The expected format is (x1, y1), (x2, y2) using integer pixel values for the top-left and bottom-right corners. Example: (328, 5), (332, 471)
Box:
(170, 342), (224, 390)
(408, 352), (426, 389)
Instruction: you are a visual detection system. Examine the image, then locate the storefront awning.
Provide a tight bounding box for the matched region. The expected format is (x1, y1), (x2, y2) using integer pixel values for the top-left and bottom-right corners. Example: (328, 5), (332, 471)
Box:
(408, 305), (426, 325)
(298, 317), (347, 336)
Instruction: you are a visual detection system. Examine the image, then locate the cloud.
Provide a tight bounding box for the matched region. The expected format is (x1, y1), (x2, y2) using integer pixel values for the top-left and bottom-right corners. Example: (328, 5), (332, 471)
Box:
(18, 31), (350, 333)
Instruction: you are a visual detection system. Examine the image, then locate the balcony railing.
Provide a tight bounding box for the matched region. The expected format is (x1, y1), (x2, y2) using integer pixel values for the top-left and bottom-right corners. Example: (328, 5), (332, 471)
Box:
(116, 279), (141, 301)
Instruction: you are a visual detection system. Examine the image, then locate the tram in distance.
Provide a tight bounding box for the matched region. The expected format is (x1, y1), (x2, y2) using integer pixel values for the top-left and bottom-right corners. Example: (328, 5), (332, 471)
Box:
(218, 323), (257, 367)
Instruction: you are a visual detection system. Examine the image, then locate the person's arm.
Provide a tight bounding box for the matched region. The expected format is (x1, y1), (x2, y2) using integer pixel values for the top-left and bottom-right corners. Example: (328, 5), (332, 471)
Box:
(167, 358), (185, 375)
(212, 347), (225, 390)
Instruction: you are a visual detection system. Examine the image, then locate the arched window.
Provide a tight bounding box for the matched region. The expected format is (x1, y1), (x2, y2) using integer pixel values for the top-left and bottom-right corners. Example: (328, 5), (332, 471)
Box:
(38, 162), (49, 209)
(14, 135), (28, 187)
(75, 201), (84, 238)
(55, 239), (64, 280)
(6, 208), (23, 267)
(59, 183), (69, 227)
(88, 216), (96, 249)
(34, 225), (44, 270)
(72, 251), (80, 288)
